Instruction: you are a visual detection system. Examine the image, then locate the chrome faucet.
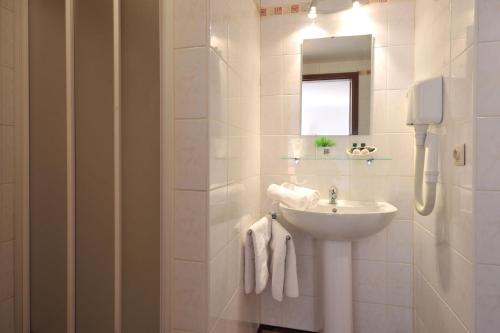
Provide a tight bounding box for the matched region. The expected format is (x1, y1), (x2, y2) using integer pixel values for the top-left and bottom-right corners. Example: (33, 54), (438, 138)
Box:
(329, 186), (338, 205)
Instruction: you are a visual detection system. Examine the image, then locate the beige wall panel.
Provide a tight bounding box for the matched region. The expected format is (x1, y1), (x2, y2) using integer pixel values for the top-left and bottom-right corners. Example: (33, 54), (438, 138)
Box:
(29, 0), (68, 332)
(121, 0), (161, 331)
(74, 0), (115, 332)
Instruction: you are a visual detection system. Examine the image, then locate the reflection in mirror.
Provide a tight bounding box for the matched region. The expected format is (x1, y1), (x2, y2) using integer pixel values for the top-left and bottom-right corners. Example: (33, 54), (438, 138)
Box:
(301, 35), (372, 136)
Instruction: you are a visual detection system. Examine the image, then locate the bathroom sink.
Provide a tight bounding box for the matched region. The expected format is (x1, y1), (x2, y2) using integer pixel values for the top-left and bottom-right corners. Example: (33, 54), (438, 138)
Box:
(280, 199), (398, 241)
(280, 199), (397, 333)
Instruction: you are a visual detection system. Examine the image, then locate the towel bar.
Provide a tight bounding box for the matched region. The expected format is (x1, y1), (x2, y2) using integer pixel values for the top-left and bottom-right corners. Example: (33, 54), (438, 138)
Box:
(247, 212), (291, 240)
(246, 229), (291, 241)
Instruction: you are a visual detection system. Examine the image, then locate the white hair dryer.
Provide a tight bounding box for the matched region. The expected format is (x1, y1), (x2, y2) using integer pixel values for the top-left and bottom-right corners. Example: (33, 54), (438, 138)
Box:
(405, 77), (443, 216)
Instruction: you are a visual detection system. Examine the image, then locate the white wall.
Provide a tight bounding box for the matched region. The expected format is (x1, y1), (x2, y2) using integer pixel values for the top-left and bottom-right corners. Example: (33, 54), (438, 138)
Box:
(0, 0), (17, 331)
(413, 0), (475, 332)
(260, 0), (415, 332)
(172, 0), (261, 332)
(474, 1), (500, 332)
(207, 0), (261, 332)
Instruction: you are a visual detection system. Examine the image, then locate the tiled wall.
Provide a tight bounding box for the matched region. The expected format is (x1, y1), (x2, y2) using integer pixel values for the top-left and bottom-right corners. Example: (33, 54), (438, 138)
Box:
(0, 0), (16, 332)
(413, 0), (475, 332)
(172, 0), (261, 332)
(259, 0), (415, 332)
(474, 1), (500, 332)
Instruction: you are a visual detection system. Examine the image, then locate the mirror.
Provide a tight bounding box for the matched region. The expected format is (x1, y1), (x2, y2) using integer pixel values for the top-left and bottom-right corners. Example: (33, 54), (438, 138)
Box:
(301, 35), (373, 136)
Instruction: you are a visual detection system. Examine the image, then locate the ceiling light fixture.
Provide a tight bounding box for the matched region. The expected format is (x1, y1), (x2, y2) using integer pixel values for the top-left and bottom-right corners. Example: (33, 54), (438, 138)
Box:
(308, 0), (318, 19)
(352, 0), (361, 9)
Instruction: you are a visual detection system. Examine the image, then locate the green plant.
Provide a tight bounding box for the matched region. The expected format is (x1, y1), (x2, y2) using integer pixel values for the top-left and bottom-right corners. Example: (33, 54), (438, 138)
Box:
(314, 136), (336, 148)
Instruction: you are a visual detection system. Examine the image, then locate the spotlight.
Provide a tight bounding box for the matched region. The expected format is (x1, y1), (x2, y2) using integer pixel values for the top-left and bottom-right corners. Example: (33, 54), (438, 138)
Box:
(308, 4), (317, 19)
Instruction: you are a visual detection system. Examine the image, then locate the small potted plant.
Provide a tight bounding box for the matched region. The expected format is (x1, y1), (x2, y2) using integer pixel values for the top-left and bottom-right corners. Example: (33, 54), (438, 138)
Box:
(315, 136), (336, 157)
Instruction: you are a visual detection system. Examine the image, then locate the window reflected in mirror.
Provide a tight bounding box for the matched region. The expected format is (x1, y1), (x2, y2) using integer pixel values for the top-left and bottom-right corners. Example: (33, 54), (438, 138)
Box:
(301, 35), (372, 136)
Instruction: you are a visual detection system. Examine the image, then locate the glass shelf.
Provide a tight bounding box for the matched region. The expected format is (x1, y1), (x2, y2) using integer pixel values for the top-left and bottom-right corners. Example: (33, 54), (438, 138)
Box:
(280, 156), (392, 161)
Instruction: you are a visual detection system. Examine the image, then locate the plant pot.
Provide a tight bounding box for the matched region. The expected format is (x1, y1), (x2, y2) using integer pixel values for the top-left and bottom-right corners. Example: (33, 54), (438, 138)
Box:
(317, 146), (332, 157)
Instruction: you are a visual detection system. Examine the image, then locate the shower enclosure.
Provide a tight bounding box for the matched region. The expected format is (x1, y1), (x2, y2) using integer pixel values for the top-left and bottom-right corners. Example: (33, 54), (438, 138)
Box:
(27, 0), (165, 332)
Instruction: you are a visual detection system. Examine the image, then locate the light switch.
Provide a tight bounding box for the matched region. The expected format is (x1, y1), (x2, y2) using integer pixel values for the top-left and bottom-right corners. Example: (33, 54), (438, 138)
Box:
(453, 144), (465, 166)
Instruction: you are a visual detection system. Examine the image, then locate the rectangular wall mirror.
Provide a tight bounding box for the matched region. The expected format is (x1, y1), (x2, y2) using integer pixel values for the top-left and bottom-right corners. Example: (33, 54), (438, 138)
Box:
(301, 35), (373, 136)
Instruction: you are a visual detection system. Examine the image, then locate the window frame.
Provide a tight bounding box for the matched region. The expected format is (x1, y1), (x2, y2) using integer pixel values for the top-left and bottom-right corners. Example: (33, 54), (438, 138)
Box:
(302, 72), (360, 135)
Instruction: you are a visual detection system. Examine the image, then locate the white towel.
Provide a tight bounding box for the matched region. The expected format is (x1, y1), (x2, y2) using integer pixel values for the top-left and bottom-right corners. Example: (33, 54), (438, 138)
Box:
(267, 184), (308, 210)
(282, 182), (320, 209)
(244, 216), (272, 295)
(270, 219), (299, 301)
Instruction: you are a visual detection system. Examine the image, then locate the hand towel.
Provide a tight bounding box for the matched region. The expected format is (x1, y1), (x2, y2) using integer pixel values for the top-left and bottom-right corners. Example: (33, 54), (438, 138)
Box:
(267, 184), (308, 210)
(282, 182), (320, 209)
(270, 219), (299, 301)
(244, 216), (272, 295)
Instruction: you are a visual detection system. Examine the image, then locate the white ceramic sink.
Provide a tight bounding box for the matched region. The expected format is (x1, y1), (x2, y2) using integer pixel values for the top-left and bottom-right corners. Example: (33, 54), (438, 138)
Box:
(279, 199), (398, 333)
(280, 199), (398, 241)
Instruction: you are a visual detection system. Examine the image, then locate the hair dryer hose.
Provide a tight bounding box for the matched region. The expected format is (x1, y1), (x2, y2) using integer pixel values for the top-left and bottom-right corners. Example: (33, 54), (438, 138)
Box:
(414, 144), (437, 216)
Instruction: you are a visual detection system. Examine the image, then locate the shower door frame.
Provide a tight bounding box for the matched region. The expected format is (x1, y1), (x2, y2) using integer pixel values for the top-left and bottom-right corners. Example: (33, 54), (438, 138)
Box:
(16, 0), (174, 331)
(15, 0), (30, 332)
(159, 0), (174, 332)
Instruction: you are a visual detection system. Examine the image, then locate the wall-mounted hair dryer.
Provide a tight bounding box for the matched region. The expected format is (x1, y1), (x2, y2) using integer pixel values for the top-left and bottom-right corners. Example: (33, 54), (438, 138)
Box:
(405, 77), (443, 216)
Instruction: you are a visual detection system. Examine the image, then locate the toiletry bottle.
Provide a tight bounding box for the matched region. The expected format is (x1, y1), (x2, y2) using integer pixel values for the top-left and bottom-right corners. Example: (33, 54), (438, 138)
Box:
(360, 143), (370, 155)
(351, 143), (361, 155)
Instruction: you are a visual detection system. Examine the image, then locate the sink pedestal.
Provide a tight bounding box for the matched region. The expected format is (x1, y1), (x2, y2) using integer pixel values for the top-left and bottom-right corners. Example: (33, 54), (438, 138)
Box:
(320, 240), (353, 333)
(279, 200), (398, 333)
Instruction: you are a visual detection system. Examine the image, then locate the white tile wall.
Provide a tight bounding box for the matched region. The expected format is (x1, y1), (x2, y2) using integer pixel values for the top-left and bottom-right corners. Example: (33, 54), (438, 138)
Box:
(282, 296), (317, 331)
(259, 0), (416, 331)
(353, 260), (387, 304)
(211, 288), (259, 333)
(173, 0), (207, 48)
(173, 260), (208, 333)
(414, 224), (473, 330)
(388, 0), (415, 46)
(353, 302), (387, 333)
(476, 117), (500, 190)
(413, 0), (476, 332)
(477, 0), (500, 42)
(386, 305), (413, 333)
(386, 45), (414, 89)
(476, 42), (500, 117)
(476, 264), (500, 333)
(174, 47), (209, 119)
(475, 2), (500, 333)
(207, 1), (261, 332)
(174, 119), (209, 190)
(476, 191), (500, 265)
(209, 0), (229, 61)
(414, 0), (451, 81)
(172, 0), (261, 332)
(387, 220), (413, 262)
(414, 268), (468, 333)
(451, 0), (474, 58)
(174, 190), (208, 262)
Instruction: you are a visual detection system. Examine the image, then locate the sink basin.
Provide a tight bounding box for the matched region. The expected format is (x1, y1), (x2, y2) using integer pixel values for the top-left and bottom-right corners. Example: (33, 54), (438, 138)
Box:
(279, 198), (398, 333)
(280, 199), (398, 241)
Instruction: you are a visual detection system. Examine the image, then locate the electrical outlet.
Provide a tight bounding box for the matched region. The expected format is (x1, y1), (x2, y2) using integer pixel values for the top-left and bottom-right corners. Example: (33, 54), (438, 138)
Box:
(453, 144), (465, 166)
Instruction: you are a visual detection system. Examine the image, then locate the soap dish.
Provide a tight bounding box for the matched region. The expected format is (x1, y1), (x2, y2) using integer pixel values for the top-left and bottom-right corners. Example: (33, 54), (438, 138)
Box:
(345, 146), (377, 159)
